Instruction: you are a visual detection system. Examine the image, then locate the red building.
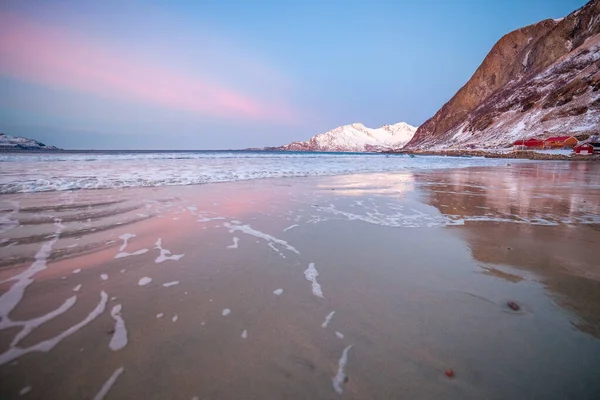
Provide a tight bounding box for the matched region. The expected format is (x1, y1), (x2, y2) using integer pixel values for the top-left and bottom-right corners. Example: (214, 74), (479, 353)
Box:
(543, 136), (578, 148)
(574, 143), (594, 155)
(513, 138), (544, 148)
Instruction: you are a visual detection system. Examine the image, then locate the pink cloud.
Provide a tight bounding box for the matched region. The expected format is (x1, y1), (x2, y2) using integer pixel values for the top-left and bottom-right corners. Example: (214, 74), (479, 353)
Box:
(0, 12), (296, 122)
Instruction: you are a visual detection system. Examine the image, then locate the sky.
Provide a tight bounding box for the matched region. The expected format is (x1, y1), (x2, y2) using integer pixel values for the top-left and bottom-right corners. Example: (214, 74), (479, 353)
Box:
(0, 0), (588, 150)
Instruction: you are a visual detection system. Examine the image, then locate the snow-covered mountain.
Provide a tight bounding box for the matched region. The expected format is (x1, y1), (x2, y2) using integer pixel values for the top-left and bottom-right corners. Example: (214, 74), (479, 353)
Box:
(0, 133), (59, 150)
(407, 0), (600, 150)
(274, 122), (418, 152)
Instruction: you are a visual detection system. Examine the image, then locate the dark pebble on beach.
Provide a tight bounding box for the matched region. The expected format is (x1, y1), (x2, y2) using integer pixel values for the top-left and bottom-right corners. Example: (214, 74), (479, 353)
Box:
(445, 369), (454, 378)
(343, 376), (349, 383)
(507, 301), (520, 311)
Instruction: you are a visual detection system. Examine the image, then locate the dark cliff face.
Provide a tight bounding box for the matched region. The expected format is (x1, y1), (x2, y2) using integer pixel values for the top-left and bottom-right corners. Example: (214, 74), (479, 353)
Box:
(407, 0), (600, 149)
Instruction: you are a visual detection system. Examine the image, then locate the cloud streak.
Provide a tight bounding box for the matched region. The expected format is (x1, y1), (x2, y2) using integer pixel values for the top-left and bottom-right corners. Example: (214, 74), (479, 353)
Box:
(0, 12), (296, 122)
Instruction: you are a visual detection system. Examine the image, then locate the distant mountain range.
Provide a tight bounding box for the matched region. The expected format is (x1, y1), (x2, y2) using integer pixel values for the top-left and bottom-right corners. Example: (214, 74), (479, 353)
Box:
(5, 0), (598, 154)
(0, 133), (59, 150)
(406, 0), (600, 149)
(270, 122), (417, 152)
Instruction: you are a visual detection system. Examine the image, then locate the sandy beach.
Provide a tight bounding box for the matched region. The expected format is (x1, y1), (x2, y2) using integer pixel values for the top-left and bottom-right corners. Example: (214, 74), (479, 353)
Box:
(1, 162), (600, 399)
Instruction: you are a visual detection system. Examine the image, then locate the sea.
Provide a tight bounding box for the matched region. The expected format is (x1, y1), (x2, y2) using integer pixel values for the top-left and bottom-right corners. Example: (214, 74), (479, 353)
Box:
(0, 150), (518, 194)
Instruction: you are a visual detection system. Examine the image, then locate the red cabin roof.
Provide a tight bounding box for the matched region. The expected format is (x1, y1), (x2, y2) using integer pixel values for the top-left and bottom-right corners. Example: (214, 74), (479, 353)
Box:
(514, 138), (544, 146)
(544, 136), (573, 142)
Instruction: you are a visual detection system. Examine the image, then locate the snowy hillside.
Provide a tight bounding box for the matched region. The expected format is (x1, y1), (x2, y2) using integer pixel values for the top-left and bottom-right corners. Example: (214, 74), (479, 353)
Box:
(0, 133), (59, 150)
(275, 122), (418, 152)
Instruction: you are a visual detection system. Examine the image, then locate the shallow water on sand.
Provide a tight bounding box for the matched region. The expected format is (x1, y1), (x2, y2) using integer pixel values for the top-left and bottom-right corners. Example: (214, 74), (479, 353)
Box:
(1, 162), (599, 399)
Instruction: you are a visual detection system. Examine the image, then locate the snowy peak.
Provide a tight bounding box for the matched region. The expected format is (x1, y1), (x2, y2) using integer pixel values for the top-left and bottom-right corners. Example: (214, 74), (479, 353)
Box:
(0, 133), (59, 150)
(276, 122), (418, 152)
(381, 122), (417, 136)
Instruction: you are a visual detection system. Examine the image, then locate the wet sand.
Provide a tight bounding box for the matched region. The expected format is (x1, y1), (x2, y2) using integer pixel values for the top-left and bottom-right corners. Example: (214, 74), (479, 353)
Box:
(1, 162), (600, 399)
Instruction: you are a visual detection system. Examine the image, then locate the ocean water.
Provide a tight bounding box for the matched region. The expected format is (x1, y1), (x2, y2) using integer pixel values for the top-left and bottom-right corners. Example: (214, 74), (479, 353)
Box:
(0, 150), (520, 194)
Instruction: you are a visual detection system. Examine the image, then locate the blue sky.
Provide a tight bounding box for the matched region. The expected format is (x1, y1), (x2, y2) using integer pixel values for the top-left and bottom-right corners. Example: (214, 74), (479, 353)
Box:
(0, 0), (587, 149)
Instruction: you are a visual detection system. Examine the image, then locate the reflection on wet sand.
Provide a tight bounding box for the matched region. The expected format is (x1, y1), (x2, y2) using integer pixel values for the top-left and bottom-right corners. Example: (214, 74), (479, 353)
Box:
(416, 162), (600, 225)
(461, 223), (600, 337)
(419, 163), (600, 337)
(1, 165), (600, 399)
(317, 172), (415, 198)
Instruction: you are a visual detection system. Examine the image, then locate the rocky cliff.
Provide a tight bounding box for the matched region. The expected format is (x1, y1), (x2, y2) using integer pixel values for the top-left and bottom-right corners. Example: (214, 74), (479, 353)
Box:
(274, 122), (417, 152)
(407, 0), (600, 149)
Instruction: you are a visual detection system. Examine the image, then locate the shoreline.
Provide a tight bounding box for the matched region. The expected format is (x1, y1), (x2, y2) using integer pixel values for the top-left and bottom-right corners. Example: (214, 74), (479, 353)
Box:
(384, 148), (600, 161)
(262, 148), (600, 161)
(4, 147), (599, 161)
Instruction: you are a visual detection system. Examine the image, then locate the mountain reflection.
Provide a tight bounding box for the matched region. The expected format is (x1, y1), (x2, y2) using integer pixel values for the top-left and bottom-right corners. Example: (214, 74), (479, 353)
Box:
(416, 162), (600, 338)
(317, 172), (415, 197)
(416, 162), (600, 224)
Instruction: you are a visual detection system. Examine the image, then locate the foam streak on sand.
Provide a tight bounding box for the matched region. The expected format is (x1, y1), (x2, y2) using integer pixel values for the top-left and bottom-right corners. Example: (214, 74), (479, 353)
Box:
(227, 237), (239, 249)
(19, 386), (31, 396)
(0, 220), (64, 324)
(304, 263), (324, 298)
(154, 238), (185, 263)
(162, 281), (179, 288)
(268, 242), (286, 258)
(283, 224), (299, 232)
(0, 291), (108, 366)
(109, 305), (128, 351)
(9, 296), (76, 347)
(93, 367), (124, 400)
(322, 311), (335, 328)
(0, 219), (105, 366)
(224, 222), (300, 255)
(114, 233), (148, 259)
(319, 204), (445, 228)
(197, 216), (226, 223)
(118, 234), (134, 251)
(138, 277), (152, 286)
(333, 345), (352, 395)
